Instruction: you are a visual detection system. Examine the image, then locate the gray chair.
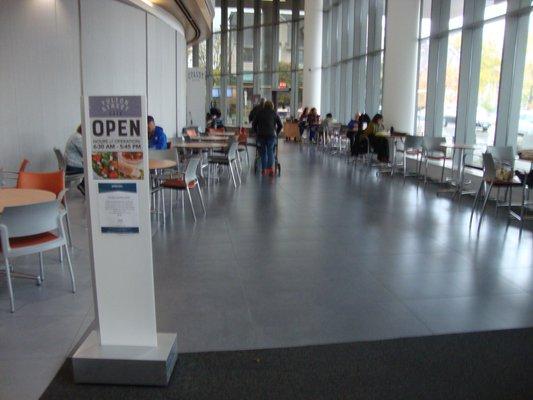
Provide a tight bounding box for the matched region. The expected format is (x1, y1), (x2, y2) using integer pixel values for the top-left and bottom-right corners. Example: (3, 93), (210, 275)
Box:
(149, 148), (179, 218)
(422, 137), (447, 185)
(208, 141), (241, 188)
(0, 200), (76, 312)
(54, 148), (83, 188)
(470, 152), (523, 230)
(395, 135), (424, 181)
(161, 156), (206, 222)
(487, 146), (515, 214)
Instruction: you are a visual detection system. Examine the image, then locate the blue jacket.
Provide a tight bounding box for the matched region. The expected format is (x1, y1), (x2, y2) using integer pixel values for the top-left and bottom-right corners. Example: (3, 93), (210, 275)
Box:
(347, 119), (358, 130)
(149, 126), (168, 149)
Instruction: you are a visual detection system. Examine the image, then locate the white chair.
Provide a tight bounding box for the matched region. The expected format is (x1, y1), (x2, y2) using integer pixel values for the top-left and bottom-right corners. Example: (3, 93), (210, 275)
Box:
(422, 137), (447, 185)
(487, 146), (515, 214)
(470, 152), (523, 230)
(0, 200), (76, 313)
(208, 142), (241, 188)
(161, 156), (206, 222)
(396, 135), (424, 181)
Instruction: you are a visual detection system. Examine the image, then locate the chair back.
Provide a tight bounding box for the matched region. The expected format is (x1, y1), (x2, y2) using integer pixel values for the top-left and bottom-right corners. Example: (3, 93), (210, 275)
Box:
(184, 156), (201, 184)
(208, 128), (226, 136)
(482, 152), (497, 181)
(0, 200), (60, 238)
(19, 159), (30, 172)
(16, 170), (65, 197)
(183, 127), (198, 138)
(487, 146), (514, 168)
(423, 137), (446, 152)
(227, 142), (238, 160)
(404, 135), (424, 149)
(237, 127), (248, 145)
(53, 148), (66, 170)
(149, 148), (177, 163)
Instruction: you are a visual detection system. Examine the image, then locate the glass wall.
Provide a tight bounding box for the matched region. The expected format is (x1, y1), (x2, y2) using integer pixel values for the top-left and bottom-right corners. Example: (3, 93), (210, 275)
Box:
(204, 0), (305, 126)
(321, 0), (386, 124)
(416, 0), (533, 168)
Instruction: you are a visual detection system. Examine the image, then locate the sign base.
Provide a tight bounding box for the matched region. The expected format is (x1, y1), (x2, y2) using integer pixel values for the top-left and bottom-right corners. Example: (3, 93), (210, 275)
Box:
(72, 330), (178, 386)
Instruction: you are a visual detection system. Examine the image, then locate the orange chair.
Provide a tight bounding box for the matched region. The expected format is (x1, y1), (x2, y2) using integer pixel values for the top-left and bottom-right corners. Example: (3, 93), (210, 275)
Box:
(16, 170), (72, 245)
(18, 159), (30, 172)
(207, 127), (226, 136)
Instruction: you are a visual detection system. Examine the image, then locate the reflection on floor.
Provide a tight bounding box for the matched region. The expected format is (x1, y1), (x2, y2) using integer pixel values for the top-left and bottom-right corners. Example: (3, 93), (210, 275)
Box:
(1, 142), (532, 399)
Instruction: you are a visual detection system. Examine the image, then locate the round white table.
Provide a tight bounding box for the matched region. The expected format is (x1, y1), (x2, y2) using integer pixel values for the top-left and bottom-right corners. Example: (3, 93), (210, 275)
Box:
(0, 188), (56, 213)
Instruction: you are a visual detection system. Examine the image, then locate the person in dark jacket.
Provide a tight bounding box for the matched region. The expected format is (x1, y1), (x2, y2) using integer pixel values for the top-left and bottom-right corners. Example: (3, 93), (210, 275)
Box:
(249, 98), (265, 124)
(252, 100), (282, 176)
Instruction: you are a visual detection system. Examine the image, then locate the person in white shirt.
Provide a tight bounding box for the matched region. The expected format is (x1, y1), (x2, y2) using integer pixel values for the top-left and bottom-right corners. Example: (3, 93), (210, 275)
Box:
(64, 125), (85, 195)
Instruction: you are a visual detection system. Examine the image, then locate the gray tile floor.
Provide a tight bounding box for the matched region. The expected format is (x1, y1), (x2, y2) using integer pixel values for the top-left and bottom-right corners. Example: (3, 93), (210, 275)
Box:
(1, 142), (532, 399)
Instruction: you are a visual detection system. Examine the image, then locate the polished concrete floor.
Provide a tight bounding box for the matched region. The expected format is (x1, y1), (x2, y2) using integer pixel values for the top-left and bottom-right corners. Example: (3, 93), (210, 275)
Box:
(1, 142), (532, 399)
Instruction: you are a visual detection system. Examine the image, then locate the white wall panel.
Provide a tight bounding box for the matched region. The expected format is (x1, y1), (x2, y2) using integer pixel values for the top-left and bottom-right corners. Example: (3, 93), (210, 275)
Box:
(0, 0), (81, 172)
(0, 0), (187, 171)
(80, 0), (146, 96)
(147, 14), (177, 136)
(176, 31), (187, 135)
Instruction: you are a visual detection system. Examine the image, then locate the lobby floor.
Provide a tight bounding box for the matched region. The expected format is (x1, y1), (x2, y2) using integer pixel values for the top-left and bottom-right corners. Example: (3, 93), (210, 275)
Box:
(1, 142), (532, 399)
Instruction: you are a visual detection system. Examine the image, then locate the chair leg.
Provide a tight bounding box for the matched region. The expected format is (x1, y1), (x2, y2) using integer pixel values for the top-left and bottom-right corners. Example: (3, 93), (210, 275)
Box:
(197, 184), (206, 214)
(4, 257), (15, 313)
(478, 182), (493, 230)
(470, 182), (484, 226)
(229, 163), (237, 188)
(234, 160), (242, 184)
(403, 152), (407, 183)
(59, 247), (64, 269)
(161, 188), (166, 220)
(424, 158), (428, 186)
(519, 185), (527, 234)
(65, 211), (73, 246)
(186, 187), (197, 222)
(63, 245), (76, 293)
(39, 252), (45, 281)
(440, 159), (445, 183)
(169, 188), (173, 216)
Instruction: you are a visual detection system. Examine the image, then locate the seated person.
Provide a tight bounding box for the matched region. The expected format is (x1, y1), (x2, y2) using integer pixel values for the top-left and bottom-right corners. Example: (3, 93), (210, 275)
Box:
(64, 124), (85, 195)
(347, 113), (360, 146)
(147, 115), (168, 149)
(351, 113), (371, 156)
(364, 113), (389, 162)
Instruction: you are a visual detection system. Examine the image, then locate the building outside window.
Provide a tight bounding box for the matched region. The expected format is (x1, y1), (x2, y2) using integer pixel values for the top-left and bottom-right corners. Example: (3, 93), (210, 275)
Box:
(204, 0), (304, 126)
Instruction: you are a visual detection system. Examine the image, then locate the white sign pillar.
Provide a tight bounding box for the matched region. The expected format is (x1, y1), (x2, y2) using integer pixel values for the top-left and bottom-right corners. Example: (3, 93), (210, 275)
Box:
(72, 95), (177, 386)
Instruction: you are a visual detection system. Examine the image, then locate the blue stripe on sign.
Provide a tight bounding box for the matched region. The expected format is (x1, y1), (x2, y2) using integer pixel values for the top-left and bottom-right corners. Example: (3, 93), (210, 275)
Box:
(98, 183), (137, 194)
(101, 227), (140, 234)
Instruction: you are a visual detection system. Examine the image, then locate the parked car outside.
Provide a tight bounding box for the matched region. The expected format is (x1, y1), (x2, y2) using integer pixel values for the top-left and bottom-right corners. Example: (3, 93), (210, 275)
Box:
(443, 107), (491, 132)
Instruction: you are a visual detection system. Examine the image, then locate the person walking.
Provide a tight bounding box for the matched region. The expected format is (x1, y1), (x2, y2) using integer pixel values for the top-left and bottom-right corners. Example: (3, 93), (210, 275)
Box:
(252, 100), (282, 177)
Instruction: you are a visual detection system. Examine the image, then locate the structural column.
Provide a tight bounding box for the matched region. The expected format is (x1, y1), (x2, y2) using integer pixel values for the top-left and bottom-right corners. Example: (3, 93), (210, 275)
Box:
(382, 0), (420, 132)
(494, 0), (531, 149)
(302, 0), (323, 112)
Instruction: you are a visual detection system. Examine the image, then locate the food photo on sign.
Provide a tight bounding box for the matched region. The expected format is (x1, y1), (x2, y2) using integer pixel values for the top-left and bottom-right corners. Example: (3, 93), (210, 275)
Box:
(92, 151), (144, 180)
